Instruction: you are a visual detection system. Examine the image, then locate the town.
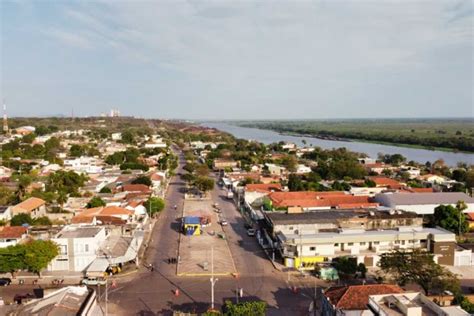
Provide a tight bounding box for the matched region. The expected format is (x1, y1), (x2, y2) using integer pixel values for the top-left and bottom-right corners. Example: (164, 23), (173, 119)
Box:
(0, 116), (473, 315)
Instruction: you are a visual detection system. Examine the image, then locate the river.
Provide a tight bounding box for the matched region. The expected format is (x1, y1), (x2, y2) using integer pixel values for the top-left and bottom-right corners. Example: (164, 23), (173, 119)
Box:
(201, 122), (474, 166)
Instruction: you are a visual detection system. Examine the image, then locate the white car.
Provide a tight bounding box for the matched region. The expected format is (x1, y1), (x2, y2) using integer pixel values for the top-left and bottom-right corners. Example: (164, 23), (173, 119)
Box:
(220, 220), (228, 226)
(247, 228), (256, 236)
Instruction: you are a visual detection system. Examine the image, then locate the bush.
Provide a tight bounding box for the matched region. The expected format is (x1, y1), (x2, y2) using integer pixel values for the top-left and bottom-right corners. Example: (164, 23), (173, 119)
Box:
(86, 196), (106, 208)
(99, 186), (112, 194)
(132, 176), (152, 187)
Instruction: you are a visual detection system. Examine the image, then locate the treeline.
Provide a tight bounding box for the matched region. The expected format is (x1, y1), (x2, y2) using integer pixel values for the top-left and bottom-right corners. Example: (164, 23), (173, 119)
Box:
(241, 122), (474, 152)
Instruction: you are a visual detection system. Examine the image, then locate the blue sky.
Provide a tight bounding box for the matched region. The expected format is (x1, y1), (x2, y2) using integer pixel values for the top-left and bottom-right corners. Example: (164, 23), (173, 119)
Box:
(1, 0), (472, 119)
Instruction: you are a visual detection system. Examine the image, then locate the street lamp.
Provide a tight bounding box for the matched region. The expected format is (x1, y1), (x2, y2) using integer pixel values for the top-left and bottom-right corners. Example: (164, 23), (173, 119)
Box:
(210, 246), (218, 310)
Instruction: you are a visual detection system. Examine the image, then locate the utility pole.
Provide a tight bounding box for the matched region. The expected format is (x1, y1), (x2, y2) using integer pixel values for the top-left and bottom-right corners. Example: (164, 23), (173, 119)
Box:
(210, 246), (218, 310)
(105, 279), (108, 316)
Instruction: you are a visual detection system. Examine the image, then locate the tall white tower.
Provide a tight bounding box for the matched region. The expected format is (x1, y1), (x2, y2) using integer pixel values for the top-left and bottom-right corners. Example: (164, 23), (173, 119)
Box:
(2, 100), (8, 134)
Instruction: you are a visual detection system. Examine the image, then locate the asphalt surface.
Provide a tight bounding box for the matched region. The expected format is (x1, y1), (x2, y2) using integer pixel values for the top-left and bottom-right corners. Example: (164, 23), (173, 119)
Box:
(107, 151), (315, 315)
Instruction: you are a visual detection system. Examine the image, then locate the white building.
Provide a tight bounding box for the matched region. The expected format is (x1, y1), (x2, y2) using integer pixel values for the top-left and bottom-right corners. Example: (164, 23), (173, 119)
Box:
(265, 163), (286, 176)
(374, 192), (474, 215)
(295, 164), (312, 174)
(63, 157), (103, 174)
(49, 226), (107, 272)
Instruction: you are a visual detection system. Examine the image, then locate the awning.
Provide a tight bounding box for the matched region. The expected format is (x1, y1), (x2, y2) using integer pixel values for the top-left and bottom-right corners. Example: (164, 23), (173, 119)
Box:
(86, 258), (110, 277)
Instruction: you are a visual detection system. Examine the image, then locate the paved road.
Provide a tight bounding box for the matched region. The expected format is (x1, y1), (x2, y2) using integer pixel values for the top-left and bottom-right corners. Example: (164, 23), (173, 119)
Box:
(108, 152), (314, 315)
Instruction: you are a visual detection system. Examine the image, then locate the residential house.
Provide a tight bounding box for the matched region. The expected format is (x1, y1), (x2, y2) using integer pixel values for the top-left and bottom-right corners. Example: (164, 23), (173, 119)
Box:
(213, 158), (239, 170)
(321, 284), (404, 316)
(0, 166), (12, 180)
(10, 197), (46, 218)
(72, 206), (134, 225)
(12, 286), (101, 316)
(15, 126), (35, 135)
(0, 206), (11, 221)
(374, 192), (474, 215)
(295, 164), (312, 174)
(0, 226), (28, 248)
(265, 163), (287, 176)
(399, 165), (421, 179)
(49, 226), (107, 272)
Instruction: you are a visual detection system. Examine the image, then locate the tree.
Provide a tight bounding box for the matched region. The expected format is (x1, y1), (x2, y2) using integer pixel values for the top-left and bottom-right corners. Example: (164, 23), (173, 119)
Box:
(0, 184), (14, 205)
(10, 213), (34, 226)
(69, 144), (85, 157)
(357, 262), (367, 278)
(86, 196), (106, 208)
(23, 240), (59, 276)
(194, 176), (215, 193)
(288, 174), (304, 191)
(364, 179), (376, 187)
(332, 256), (357, 277)
(145, 197), (165, 216)
(195, 164), (210, 177)
(131, 176), (152, 187)
(121, 130), (135, 144)
(281, 155), (297, 173)
(378, 248), (459, 295)
(433, 204), (469, 235)
(0, 244), (26, 273)
(223, 300), (266, 316)
(99, 186), (112, 194)
(34, 216), (52, 226)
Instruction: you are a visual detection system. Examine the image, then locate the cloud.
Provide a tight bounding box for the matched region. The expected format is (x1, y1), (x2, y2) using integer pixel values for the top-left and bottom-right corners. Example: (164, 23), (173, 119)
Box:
(44, 28), (92, 49)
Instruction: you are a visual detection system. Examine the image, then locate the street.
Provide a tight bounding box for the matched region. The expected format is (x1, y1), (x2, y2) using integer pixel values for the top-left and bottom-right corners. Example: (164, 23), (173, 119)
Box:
(107, 151), (315, 315)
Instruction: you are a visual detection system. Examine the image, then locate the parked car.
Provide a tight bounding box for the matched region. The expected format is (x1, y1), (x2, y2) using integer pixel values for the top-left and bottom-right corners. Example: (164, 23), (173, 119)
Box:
(81, 277), (107, 286)
(244, 223), (252, 229)
(247, 228), (256, 237)
(0, 278), (12, 286)
(220, 220), (228, 226)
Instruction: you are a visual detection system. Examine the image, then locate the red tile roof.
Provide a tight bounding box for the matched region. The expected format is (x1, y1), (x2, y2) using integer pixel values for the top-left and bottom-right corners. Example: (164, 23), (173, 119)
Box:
(269, 191), (378, 209)
(325, 284), (403, 310)
(368, 177), (403, 189)
(11, 197), (46, 213)
(245, 183), (282, 193)
(121, 184), (151, 193)
(0, 226), (27, 239)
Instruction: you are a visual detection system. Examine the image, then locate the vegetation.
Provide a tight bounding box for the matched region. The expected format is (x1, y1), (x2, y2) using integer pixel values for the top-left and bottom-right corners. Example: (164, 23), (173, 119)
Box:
(378, 248), (460, 295)
(10, 213), (52, 226)
(432, 203), (469, 235)
(0, 240), (59, 275)
(132, 176), (152, 187)
(238, 119), (474, 152)
(86, 196), (106, 208)
(222, 300), (266, 316)
(145, 197), (165, 216)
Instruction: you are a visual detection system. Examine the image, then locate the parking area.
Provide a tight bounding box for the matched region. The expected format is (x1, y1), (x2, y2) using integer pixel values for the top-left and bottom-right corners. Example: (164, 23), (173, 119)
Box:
(177, 199), (237, 276)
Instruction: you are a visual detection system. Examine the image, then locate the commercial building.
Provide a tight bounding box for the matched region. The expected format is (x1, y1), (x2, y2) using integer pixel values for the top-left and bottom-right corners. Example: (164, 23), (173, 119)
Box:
(265, 208), (458, 269)
(375, 192), (474, 215)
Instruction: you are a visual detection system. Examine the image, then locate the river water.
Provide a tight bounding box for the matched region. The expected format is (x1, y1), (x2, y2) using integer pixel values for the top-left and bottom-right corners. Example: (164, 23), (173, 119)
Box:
(201, 122), (474, 166)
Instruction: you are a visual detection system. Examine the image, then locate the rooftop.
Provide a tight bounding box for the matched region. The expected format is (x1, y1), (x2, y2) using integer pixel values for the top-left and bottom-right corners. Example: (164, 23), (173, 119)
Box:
(0, 226), (27, 239)
(11, 197), (46, 213)
(376, 192), (474, 205)
(56, 226), (103, 238)
(325, 284), (403, 310)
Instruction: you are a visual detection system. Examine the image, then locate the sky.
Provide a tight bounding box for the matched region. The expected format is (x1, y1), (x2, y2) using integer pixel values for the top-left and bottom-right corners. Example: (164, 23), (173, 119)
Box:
(0, 0), (473, 119)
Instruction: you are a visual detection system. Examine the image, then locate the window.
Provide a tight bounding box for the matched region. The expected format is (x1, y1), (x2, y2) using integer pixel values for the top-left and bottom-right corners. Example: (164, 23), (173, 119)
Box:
(394, 240), (400, 244)
(84, 244), (89, 252)
(310, 246), (316, 251)
(334, 243), (339, 247)
(373, 241), (380, 245)
(289, 226), (293, 230)
(360, 242), (366, 246)
(59, 245), (67, 255)
(348, 242), (354, 246)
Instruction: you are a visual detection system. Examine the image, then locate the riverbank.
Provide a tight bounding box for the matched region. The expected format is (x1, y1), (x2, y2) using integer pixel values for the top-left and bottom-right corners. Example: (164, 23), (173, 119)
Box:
(200, 122), (474, 166)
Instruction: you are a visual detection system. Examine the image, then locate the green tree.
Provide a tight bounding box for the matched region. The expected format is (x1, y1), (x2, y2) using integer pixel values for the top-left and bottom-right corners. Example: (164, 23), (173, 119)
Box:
(433, 204), (469, 235)
(0, 244), (26, 273)
(23, 240), (59, 276)
(121, 130), (135, 144)
(145, 197), (165, 216)
(194, 176), (215, 193)
(99, 186), (112, 194)
(281, 155), (297, 172)
(69, 144), (85, 157)
(0, 184), (14, 205)
(223, 300), (266, 316)
(34, 216), (52, 226)
(86, 196), (106, 208)
(332, 256), (357, 277)
(378, 248), (459, 295)
(131, 176), (152, 187)
(10, 213), (34, 226)
(357, 262), (367, 278)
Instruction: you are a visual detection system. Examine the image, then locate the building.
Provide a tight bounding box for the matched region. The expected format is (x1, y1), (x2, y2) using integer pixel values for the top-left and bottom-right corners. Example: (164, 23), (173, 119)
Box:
(321, 284), (404, 316)
(268, 191), (378, 211)
(368, 291), (470, 315)
(265, 163), (287, 176)
(0, 226), (28, 248)
(49, 226), (107, 272)
(375, 192), (474, 215)
(265, 209), (458, 269)
(213, 158), (239, 170)
(9, 197), (46, 218)
(72, 206), (134, 225)
(12, 286), (101, 316)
